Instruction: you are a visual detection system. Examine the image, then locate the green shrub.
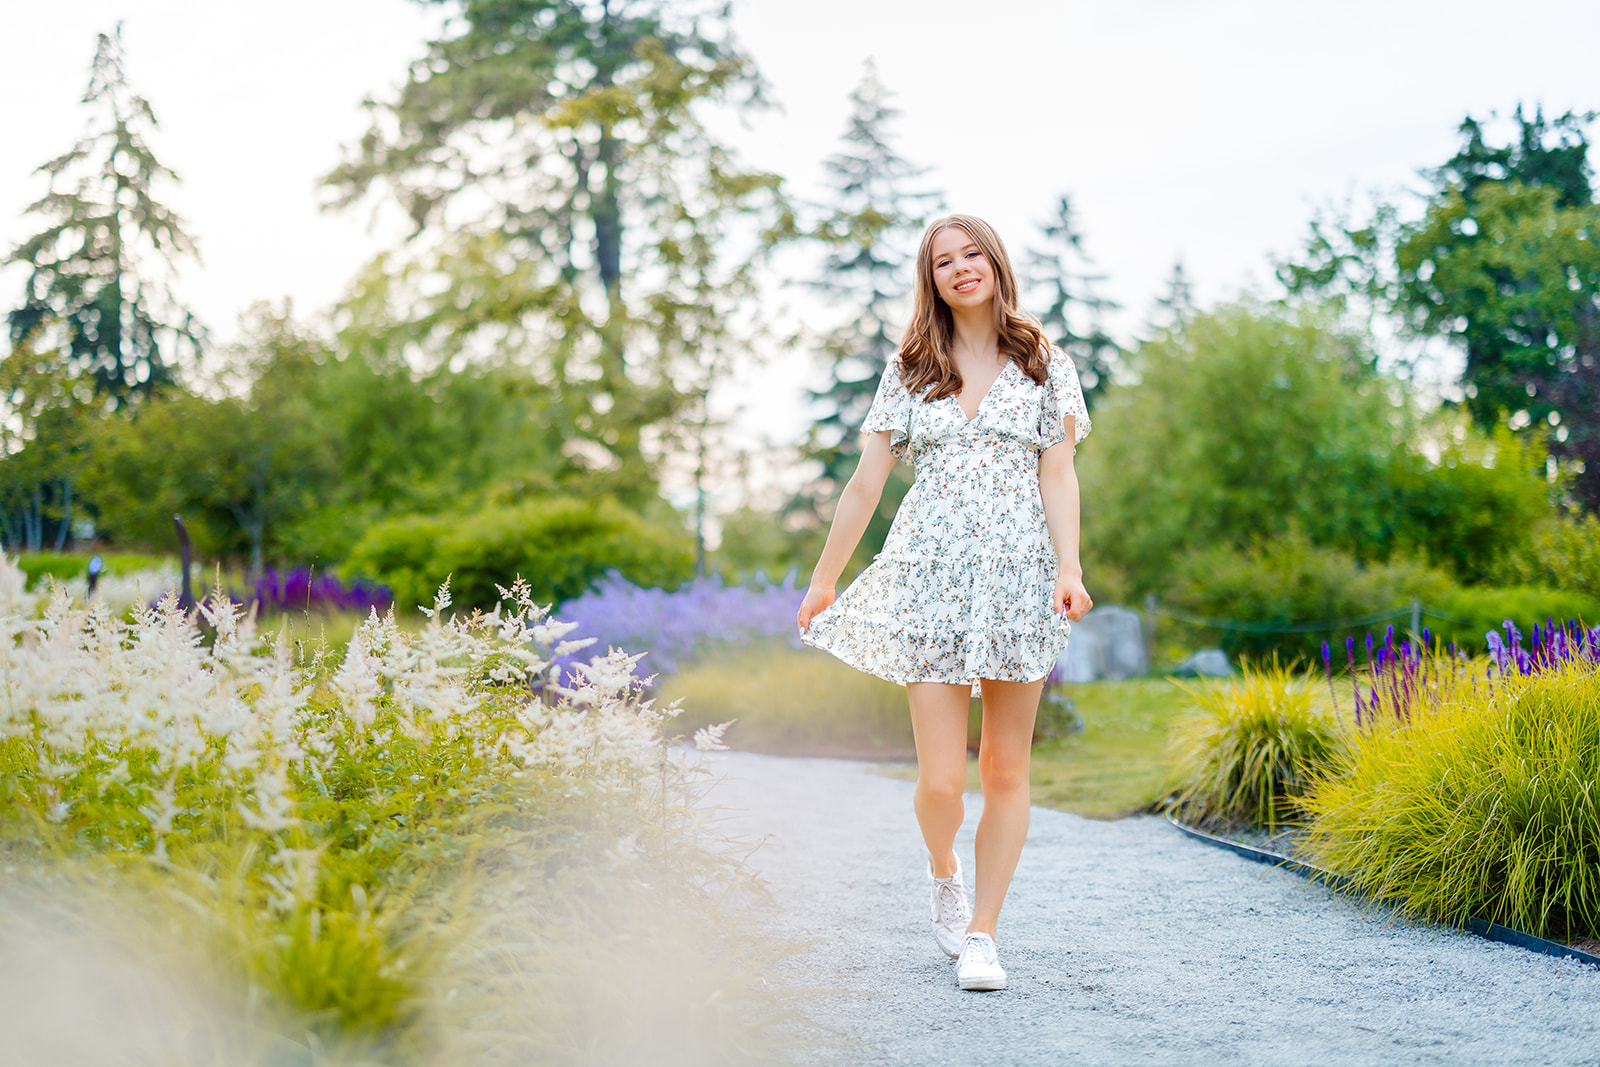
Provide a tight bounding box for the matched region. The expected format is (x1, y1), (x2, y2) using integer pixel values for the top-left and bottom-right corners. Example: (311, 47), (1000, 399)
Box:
(1486, 513), (1600, 598)
(1303, 658), (1600, 940)
(1164, 532), (1451, 662)
(345, 496), (694, 611)
(1166, 661), (1345, 829)
(1425, 585), (1600, 654)
(1389, 425), (1553, 584)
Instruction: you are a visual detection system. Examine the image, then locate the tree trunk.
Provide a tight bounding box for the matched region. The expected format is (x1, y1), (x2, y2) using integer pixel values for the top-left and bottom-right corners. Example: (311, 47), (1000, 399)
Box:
(53, 477), (73, 551)
(26, 486), (42, 552)
(249, 520), (264, 580)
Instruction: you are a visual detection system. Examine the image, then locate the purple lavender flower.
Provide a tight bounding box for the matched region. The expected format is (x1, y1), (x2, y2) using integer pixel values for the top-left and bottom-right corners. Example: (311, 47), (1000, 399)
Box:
(252, 568), (391, 614)
(553, 569), (806, 683)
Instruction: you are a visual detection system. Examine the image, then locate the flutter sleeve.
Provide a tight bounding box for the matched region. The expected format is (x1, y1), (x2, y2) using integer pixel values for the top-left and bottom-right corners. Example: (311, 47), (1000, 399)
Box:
(1039, 346), (1092, 451)
(860, 359), (913, 460)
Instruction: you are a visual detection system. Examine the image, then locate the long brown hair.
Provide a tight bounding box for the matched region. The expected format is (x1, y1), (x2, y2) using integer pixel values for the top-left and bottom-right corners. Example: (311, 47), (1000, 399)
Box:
(899, 214), (1051, 400)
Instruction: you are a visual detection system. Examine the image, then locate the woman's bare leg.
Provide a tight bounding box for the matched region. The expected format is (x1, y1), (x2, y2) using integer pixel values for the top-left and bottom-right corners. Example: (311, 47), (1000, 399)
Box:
(906, 681), (973, 879)
(969, 677), (1043, 938)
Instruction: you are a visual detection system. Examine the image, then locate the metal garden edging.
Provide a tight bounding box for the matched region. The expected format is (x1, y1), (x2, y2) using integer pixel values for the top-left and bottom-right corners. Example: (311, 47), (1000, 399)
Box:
(1166, 815), (1600, 969)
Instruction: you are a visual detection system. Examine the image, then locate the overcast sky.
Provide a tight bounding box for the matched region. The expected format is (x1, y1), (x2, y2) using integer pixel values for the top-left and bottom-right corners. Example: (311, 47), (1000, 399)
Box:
(3, 0), (1599, 469)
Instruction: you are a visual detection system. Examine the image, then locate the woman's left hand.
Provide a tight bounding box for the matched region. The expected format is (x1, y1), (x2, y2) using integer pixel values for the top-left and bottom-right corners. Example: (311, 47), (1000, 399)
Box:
(1053, 574), (1093, 622)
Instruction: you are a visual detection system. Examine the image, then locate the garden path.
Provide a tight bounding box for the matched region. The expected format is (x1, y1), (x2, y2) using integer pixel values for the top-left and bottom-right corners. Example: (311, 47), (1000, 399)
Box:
(711, 751), (1600, 1067)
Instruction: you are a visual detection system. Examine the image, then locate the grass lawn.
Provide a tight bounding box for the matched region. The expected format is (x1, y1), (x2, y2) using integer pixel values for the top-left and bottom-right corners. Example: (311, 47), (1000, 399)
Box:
(877, 678), (1195, 820)
(663, 647), (1199, 820)
(1027, 679), (1195, 819)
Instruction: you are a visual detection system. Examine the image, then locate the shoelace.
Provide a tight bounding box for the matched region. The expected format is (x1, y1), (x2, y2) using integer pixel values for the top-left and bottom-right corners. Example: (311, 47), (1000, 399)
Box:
(962, 935), (998, 967)
(933, 879), (969, 923)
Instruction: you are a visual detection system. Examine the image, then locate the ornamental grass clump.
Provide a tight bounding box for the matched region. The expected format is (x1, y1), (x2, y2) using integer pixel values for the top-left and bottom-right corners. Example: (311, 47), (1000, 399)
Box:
(1303, 627), (1600, 940)
(0, 558), (788, 1063)
(1166, 661), (1344, 830)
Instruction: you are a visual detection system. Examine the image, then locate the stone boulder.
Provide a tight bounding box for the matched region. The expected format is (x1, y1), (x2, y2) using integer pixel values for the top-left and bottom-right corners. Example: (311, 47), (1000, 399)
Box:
(1055, 605), (1148, 683)
(1172, 648), (1233, 678)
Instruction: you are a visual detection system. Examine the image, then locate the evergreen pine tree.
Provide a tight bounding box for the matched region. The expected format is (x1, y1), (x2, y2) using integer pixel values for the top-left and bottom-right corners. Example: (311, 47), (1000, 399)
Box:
(1152, 259), (1196, 336)
(6, 24), (203, 407)
(798, 61), (939, 546)
(1025, 194), (1118, 403)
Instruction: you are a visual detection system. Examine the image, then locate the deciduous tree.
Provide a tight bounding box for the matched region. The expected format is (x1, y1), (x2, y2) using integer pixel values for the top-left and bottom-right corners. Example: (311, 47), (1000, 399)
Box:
(324, 0), (784, 508)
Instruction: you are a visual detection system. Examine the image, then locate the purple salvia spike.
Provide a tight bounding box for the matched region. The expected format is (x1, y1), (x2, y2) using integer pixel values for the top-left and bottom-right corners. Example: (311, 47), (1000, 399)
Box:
(1385, 624), (1395, 651)
(1422, 626), (1432, 649)
(1346, 635), (1357, 670)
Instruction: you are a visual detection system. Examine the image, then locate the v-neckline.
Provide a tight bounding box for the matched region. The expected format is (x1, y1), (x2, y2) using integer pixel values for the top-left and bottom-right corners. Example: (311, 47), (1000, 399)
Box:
(954, 359), (1010, 423)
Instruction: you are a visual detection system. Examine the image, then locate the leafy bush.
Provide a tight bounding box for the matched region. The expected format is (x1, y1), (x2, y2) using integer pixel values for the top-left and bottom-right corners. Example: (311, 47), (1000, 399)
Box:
(1165, 533), (1599, 662)
(1389, 424), (1553, 583)
(1166, 661), (1345, 829)
(1486, 512), (1600, 597)
(1080, 305), (1553, 591)
(1425, 585), (1600, 654)
(344, 496), (694, 612)
(1303, 655), (1600, 940)
(1164, 532), (1451, 661)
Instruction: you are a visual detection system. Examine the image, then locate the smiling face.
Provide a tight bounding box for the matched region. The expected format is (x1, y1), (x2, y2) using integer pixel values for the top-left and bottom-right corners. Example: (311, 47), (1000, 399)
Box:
(929, 224), (994, 311)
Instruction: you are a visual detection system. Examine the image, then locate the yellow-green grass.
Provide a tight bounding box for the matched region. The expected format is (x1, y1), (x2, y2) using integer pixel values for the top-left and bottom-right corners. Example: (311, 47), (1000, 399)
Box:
(663, 645), (914, 757)
(1302, 657), (1600, 940)
(663, 649), (1195, 819)
(1164, 662), (1345, 830)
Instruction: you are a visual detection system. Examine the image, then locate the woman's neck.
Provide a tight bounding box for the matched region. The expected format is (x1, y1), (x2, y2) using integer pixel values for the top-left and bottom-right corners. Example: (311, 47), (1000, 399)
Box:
(950, 304), (1001, 362)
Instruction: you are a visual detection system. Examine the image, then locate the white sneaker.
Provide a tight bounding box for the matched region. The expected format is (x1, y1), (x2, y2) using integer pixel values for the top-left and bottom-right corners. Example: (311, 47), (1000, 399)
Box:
(955, 932), (1008, 991)
(929, 856), (971, 958)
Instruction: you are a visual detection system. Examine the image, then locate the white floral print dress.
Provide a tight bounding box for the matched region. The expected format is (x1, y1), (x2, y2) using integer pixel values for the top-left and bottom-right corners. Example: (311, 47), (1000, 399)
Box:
(803, 347), (1092, 685)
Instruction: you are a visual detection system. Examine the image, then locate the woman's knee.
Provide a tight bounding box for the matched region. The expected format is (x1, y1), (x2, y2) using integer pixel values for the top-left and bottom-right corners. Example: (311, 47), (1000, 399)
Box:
(917, 771), (966, 803)
(978, 755), (1030, 797)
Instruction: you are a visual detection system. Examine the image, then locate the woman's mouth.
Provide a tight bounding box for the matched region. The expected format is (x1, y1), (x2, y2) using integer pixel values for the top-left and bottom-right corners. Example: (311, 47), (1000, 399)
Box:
(954, 278), (980, 293)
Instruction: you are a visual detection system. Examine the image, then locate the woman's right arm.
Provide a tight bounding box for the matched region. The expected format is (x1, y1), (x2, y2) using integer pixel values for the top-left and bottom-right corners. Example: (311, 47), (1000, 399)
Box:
(796, 431), (898, 633)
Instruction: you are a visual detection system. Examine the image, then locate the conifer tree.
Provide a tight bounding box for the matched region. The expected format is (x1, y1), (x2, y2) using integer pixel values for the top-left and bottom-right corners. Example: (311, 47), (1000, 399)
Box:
(1152, 259), (1197, 336)
(6, 24), (202, 406)
(799, 61), (939, 535)
(1025, 194), (1118, 402)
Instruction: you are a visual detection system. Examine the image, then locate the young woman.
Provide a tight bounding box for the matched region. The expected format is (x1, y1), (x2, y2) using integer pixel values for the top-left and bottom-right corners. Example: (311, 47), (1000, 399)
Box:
(796, 214), (1092, 992)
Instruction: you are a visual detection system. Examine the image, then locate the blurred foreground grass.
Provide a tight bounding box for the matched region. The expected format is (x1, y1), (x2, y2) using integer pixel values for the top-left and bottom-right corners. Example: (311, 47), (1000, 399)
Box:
(664, 649), (1194, 820)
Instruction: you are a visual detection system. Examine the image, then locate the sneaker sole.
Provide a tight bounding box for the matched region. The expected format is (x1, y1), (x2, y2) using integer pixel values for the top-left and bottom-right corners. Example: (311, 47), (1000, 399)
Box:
(958, 975), (1008, 991)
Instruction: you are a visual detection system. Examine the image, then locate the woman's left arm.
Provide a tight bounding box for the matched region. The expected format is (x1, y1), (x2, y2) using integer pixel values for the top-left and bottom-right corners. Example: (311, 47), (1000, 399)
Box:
(1038, 420), (1093, 622)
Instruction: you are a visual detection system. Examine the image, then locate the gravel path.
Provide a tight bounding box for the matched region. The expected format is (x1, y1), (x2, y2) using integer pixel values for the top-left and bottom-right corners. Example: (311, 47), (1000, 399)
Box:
(710, 751), (1600, 1066)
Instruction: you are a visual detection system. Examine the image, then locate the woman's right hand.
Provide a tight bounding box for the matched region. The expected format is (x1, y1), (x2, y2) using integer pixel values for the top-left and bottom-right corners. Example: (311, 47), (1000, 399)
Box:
(796, 585), (836, 634)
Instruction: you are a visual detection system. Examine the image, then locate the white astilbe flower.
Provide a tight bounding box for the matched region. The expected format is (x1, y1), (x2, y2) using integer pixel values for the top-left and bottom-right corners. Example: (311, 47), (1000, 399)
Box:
(0, 551), (684, 860)
(332, 629), (382, 732)
(264, 847), (322, 913)
(693, 721), (734, 752)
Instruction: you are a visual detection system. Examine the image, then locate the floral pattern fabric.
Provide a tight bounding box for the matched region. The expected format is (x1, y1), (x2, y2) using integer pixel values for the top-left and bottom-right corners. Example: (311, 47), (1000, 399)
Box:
(803, 347), (1091, 685)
